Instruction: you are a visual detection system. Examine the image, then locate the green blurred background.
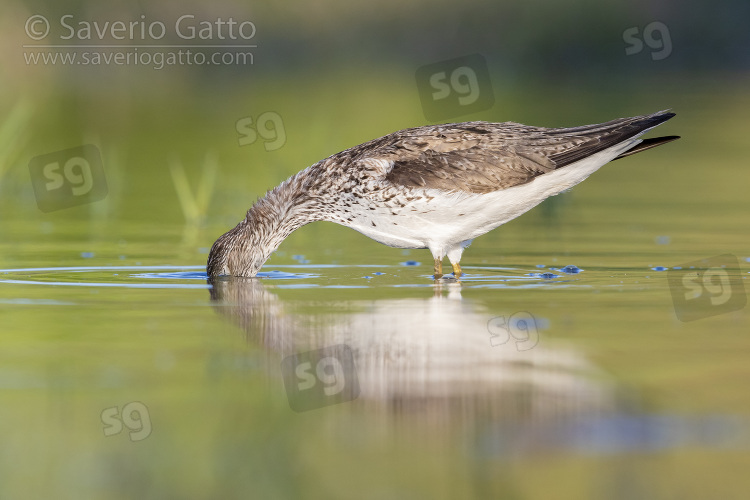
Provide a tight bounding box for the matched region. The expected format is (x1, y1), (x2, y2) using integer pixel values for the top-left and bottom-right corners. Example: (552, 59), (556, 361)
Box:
(1, 1), (749, 499)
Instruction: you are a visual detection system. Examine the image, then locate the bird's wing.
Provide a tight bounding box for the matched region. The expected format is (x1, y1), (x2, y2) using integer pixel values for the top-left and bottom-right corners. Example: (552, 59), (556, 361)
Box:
(355, 111), (676, 194)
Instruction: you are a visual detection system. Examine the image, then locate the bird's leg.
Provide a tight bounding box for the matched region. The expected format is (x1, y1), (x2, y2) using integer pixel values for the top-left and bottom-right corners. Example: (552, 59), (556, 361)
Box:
(451, 262), (462, 278)
(433, 257), (443, 279)
(446, 242), (469, 280)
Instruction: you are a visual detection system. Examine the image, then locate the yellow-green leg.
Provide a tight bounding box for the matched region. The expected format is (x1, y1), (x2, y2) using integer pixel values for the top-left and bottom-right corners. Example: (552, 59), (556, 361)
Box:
(433, 257), (443, 279)
(451, 262), (462, 278)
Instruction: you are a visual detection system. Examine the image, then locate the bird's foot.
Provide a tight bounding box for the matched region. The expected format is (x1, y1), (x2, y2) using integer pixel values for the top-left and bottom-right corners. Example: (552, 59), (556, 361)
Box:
(451, 262), (463, 278)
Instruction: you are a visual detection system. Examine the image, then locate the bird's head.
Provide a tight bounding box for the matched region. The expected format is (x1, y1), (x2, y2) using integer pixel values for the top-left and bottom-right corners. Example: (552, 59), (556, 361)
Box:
(206, 221), (267, 278)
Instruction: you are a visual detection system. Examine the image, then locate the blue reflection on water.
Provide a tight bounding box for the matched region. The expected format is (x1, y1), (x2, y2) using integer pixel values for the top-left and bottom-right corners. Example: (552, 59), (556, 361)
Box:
(475, 414), (748, 458)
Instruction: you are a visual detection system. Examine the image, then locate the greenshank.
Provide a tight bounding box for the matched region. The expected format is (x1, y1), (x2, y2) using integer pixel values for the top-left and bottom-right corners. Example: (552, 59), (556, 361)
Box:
(207, 110), (678, 278)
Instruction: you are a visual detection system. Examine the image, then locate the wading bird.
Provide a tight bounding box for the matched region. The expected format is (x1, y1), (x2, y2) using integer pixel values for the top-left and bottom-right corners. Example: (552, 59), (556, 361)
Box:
(207, 111), (678, 279)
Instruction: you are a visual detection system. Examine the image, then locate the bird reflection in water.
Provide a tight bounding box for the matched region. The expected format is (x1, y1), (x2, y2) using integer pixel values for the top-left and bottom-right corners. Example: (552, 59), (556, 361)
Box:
(207, 277), (748, 460)
(207, 277), (618, 436)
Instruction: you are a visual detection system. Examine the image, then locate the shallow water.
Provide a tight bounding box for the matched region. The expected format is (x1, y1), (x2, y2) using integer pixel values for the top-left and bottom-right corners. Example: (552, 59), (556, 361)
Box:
(1, 68), (750, 498)
(1, 232), (748, 499)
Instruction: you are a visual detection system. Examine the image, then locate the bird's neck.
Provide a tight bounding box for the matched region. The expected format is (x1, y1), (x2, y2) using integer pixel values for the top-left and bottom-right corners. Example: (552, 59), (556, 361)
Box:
(242, 173), (315, 263)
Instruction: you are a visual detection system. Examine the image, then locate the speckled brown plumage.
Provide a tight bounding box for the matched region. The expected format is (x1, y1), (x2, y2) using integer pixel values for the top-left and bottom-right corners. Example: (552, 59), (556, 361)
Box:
(207, 110), (678, 278)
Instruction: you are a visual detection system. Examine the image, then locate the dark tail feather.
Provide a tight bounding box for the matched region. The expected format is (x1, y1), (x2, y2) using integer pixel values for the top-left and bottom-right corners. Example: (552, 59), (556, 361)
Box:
(548, 110), (676, 167)
(613, 136), (680, 161)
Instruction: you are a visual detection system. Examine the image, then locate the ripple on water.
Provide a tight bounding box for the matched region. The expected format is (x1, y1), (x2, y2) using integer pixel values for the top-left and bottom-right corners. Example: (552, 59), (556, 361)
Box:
(528, 272), (560, 279)
(558, 265), (583, 274)
(0, 264), (590, 290)
(0, 265), (315, 289)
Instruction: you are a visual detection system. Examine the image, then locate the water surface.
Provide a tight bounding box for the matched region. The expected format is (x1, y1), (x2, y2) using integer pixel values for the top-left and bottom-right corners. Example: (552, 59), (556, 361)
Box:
(1, 76), (749, 499)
